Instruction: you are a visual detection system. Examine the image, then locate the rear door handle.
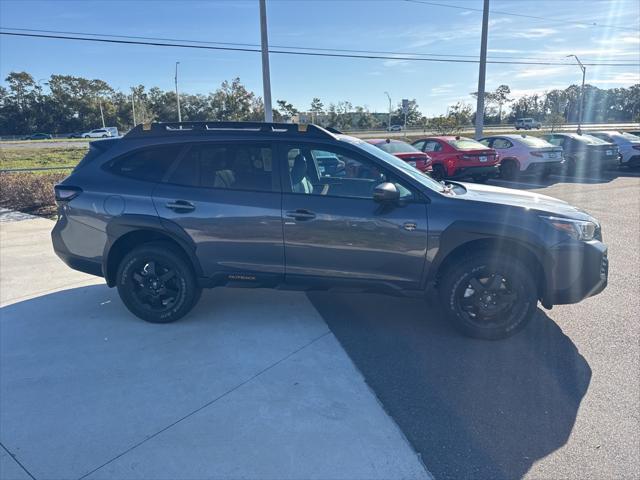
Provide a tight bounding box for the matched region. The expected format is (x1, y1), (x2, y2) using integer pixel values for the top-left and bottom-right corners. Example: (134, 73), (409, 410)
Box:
(165, 200), (195, 213)
(285, 209), (316, 221)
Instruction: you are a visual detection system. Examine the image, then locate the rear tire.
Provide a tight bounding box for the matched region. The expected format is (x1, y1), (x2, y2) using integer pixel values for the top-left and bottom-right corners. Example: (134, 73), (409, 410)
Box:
(438, 252), (538, 340)
(500, 160), (518, 180)
(116, 243), (202, 323)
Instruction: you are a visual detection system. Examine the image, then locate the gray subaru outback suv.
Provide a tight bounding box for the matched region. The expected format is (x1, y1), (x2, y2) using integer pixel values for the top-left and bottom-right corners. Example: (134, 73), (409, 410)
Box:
(52, 122), (608, 339)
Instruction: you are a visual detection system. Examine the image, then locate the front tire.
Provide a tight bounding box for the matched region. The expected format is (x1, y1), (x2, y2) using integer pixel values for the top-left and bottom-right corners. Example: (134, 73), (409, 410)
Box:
(432, 164), (446, 181)
(439, 253), (538, 340)
(116, 243), (201, 323)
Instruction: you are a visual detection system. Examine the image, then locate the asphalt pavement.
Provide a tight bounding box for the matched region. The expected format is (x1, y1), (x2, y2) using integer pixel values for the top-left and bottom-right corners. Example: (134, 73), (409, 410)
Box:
(309, 169), (640, 479)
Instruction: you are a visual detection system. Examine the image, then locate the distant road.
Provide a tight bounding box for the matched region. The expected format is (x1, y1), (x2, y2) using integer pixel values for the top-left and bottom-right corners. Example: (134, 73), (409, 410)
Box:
(1, 122), (638, 148)
(353, 122), (640, 139)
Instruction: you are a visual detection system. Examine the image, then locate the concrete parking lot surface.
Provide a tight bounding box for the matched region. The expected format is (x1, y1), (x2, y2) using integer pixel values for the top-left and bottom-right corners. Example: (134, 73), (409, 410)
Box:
(311, 170), (640, 479)
(0, 214), (429, 480)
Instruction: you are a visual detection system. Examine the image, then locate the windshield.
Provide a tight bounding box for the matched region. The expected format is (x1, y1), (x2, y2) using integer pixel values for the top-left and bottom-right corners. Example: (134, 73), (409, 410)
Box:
(376, 141), (421, 154)
(342, 136), (444, 192)
(518, 136), (554, 148)
(448, 138), (488, 150)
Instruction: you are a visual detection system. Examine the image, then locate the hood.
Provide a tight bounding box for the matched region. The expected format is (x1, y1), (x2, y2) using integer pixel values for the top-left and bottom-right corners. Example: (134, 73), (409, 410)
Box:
(456, 181), (596, 221)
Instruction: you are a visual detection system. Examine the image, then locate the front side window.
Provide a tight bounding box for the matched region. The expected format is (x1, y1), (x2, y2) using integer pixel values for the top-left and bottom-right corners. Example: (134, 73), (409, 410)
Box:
(413, 140), (426, 151)
(107, 145), (182, 182)
(167, 143), (274, 192)
(286, 145), (414, 200)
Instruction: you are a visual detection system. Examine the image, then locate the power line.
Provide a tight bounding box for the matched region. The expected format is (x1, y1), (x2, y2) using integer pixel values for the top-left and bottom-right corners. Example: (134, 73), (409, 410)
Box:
(403, 0), (640, 31)
(1, 31), (638, 67)
(2, 27), (637, 63)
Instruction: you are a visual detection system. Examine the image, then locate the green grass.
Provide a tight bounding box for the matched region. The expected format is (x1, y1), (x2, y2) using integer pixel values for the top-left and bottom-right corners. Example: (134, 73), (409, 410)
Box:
(0, 146), (87, 171)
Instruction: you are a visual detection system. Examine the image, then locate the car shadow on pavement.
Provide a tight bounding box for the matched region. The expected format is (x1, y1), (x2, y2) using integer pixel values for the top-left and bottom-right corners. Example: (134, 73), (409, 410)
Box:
(307, 291), (592, 480)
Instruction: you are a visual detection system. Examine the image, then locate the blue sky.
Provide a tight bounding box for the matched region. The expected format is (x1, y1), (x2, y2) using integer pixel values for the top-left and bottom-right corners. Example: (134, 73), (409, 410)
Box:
(1, 0), (638, 116)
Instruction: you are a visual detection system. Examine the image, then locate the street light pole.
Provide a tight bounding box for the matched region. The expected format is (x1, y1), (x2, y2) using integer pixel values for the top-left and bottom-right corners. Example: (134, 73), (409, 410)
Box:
(474, 0), (490, 139)
(384, 91), (392, 130)
(175, 61), (182, 123)
(567, 54), (586, 134)
(131, 91), (137, 126)
(98, 99), (105, 128)
(259, 0), (273, 122)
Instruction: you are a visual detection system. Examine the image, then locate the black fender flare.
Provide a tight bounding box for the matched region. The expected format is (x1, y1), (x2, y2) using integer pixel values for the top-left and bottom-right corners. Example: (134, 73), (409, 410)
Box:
(103, 214), (203, 286)
(426, 220), (549, 285)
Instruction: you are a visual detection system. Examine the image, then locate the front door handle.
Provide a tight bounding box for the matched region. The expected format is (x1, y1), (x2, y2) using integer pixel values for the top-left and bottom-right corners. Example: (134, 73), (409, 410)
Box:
(166, 200), (195, 213)
(285, 209), (316, 221)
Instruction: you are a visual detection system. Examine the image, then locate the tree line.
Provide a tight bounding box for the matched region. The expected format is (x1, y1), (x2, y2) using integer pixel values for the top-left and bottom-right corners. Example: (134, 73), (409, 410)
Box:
(0, 71), (638, 135)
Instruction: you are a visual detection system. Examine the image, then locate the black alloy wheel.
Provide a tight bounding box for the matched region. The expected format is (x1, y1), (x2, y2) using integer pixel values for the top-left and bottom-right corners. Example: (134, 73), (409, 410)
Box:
(439, 253), (538, 339)
(117, 243), (201, 323)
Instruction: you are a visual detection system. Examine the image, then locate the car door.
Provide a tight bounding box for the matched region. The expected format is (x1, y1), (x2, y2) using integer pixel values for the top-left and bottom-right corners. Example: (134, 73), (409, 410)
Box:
(279, 142), (428, 288)
(152, 140), (284, 283)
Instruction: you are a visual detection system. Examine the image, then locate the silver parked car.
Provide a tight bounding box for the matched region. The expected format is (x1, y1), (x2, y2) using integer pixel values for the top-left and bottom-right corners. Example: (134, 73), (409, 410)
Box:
(588, 131), (640, 168)
(479, 134), (564, 179)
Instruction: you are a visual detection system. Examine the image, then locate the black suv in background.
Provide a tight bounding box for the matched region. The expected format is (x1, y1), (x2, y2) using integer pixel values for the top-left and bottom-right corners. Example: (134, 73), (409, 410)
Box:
(52, 122), (608, 339)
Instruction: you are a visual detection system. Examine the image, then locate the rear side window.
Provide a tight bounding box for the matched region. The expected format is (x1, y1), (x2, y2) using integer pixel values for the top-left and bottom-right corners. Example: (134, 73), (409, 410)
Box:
(106, 145), (182, 182)
(167, 143), (275, 192)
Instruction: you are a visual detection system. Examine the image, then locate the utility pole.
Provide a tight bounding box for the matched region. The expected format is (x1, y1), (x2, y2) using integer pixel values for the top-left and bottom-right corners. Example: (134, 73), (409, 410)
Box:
(474, 0), (490, 139)
(98, 99), (105, 128)
(567, 54), (586, 134)
(384, 91), (392, 130)
(131, 92), (137, 126)
(259, 0), (273, 122)
(175, 61), (182, 122)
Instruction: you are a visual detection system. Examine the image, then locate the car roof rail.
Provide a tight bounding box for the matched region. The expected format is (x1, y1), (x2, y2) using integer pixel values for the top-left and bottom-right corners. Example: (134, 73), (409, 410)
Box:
(123, 121), (338, 140)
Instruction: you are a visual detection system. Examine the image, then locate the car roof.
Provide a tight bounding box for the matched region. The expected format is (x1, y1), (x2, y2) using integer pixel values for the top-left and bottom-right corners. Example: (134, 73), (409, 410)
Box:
(366, 138), (408, 144)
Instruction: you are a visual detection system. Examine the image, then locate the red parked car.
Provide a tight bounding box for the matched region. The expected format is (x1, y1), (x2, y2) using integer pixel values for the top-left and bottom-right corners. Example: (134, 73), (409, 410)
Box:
(366, 139), (433, 174)
(411, 136), (499, 182)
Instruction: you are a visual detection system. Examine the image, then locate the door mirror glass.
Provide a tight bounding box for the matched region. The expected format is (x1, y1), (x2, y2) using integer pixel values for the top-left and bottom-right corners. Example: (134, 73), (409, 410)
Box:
(373, 182), (400, 202)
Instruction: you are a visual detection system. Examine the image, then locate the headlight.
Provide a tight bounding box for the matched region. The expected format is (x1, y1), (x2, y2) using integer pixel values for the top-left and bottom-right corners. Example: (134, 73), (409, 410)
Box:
(540, 216), (597, 241)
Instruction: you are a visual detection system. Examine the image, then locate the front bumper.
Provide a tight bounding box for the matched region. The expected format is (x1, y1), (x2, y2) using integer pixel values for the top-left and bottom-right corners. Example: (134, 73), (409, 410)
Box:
(449, 164), (500, 179)
(543, 239), (608, 306)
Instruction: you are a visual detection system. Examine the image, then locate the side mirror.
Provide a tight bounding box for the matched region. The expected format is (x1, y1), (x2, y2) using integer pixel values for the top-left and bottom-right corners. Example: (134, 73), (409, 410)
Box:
(373, 182), (400, 203)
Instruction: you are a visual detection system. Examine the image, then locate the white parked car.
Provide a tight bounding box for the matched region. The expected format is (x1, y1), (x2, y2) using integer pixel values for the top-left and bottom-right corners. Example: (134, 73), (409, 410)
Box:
(514, 118), (542, 130)
(82, 128), (112, 139)
(479, 134), (564, 179)
(588, 131), (640, 168)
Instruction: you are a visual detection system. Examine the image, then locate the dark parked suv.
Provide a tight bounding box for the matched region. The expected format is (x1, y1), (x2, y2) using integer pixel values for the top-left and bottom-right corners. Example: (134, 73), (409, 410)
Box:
(52, 122), (608, 339)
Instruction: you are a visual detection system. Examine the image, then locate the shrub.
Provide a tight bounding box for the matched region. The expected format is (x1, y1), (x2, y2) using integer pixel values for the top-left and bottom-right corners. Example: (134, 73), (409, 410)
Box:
(0, 172), (68, 217)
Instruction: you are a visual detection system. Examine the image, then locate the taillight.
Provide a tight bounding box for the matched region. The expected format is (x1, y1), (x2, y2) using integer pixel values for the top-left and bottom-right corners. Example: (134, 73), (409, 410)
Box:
(461, 154), (473, 160)
(54, 185), (82, 202)
(633, 146), (640, 151)
(531, 151), (544, 157)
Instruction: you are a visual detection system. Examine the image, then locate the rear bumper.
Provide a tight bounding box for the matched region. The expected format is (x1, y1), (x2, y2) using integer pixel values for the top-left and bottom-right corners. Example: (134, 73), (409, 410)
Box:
(51, 214), (105, 278)
(524, 160), (564, 173)
(543, 239), (608, 306)
(449, 165), (500, 179)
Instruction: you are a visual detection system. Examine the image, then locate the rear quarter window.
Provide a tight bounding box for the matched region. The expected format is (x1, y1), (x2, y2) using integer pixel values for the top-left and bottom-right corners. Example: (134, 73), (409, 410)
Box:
(105, 145), (182, 182)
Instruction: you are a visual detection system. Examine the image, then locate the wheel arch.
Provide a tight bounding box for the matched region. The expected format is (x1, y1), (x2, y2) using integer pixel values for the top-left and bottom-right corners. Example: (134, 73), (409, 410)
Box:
(103, 215), (202, 287)
(429, 227), (547, 300)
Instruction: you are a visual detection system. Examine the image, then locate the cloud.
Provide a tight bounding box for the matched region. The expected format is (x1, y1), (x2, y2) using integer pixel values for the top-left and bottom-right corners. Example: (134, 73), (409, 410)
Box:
(513, 66), (570, 79)
(588, 72), (640, 86)
(511, 28), (559, 39)
(431, 83), (456, 95)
